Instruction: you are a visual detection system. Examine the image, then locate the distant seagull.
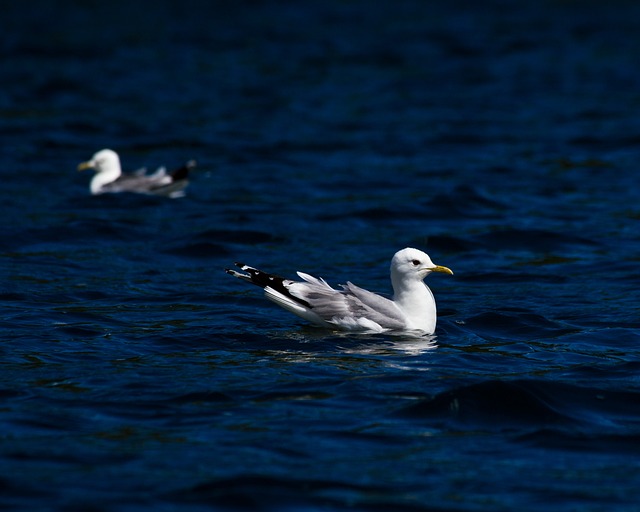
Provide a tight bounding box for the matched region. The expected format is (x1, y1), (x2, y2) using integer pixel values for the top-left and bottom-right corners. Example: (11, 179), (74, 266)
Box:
(226, 248), (453, 334)
(78, 149), (195, 198)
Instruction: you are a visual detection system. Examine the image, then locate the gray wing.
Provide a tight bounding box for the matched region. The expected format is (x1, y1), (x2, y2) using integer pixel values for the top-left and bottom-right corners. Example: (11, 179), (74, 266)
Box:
(288, 273), (352, 321)
(341, 281), (407, 330)
(292, 274), (407, 330)
(101, 173), (170, 193)
(101, 172), (188, 197)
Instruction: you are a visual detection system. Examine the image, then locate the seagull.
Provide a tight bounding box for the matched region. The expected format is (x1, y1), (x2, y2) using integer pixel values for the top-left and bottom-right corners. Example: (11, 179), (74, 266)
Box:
(77, 149), (195, 198)
(225, 248), (453, 334)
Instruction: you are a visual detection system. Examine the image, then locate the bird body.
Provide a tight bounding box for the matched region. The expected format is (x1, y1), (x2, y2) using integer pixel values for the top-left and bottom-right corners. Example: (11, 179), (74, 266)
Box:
(226, 248), (453, 334)
(78, 149), (194, 198)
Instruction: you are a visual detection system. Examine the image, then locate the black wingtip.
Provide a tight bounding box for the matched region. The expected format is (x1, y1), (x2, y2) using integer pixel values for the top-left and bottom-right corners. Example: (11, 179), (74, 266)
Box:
(226, 266), (253, 283)
(170, 160), (196, 181)
(225, 263), (312, 309)
(226, 263), (248, 275)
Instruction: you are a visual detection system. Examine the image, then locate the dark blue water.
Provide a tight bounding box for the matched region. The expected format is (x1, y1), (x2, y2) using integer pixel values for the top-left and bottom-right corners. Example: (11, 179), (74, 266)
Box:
(2, 1), (640, 510)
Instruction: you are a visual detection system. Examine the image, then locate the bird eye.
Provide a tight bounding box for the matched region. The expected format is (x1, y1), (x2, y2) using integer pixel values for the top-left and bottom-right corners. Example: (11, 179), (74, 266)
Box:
(411, 259), (420, 266)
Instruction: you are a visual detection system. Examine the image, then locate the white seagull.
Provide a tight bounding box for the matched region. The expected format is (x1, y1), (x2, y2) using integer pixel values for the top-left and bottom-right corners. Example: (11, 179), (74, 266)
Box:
(226, 248), (453, 334)
(77, 149), (195, 198)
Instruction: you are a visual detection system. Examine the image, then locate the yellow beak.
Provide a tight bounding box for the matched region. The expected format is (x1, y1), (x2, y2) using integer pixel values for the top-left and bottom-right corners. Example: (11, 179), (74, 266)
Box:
(430, 265), (454, 275)
(77, 161), (93, 172)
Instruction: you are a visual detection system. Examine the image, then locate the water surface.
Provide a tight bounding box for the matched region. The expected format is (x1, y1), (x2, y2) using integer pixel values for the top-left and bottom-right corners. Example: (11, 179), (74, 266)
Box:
(1, 1), (639, 510)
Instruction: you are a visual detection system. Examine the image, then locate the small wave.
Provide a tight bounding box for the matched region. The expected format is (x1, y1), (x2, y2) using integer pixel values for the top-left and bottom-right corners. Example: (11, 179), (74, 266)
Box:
(461, 310), (576, 340)
(517, 429), (640, 454)
(474, 228), (599, 252)
(397, 379), (640, 435)
(165, 474), (402, 510)
(397, 379), (575, 430)
(161, 242), (230, 259)
(421, 184), (508, 220)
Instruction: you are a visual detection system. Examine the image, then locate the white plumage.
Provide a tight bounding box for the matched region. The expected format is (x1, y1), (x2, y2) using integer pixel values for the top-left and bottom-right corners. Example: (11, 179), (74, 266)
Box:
(226, 248), (453, 334)
(77, 149), (194, 198)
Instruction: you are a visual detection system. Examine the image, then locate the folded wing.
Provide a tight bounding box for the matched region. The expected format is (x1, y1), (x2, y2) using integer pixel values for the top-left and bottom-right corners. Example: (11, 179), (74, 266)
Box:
(290, 273), (407, 331)
(227, 263), (410, 332)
